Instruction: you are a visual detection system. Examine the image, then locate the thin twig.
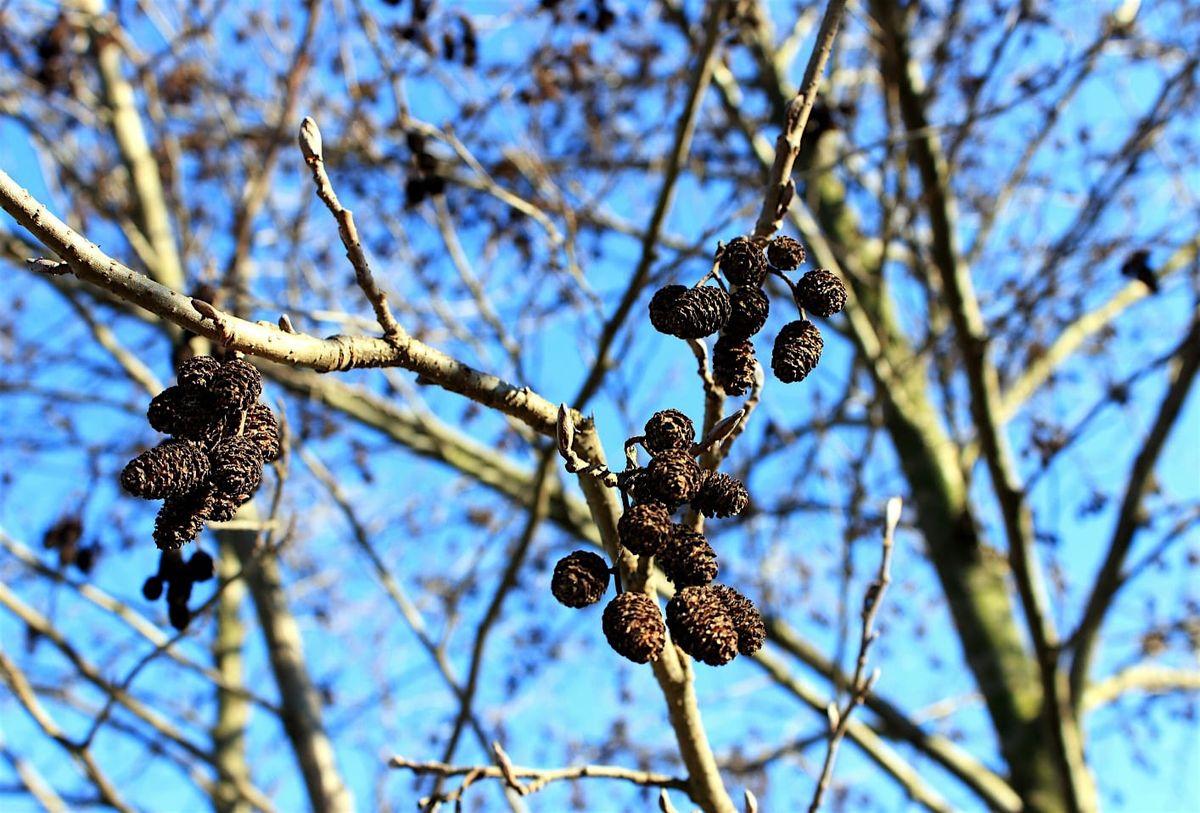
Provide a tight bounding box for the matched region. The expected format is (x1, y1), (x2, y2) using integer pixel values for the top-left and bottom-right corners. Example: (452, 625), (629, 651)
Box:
(299, 117), (403, 341)
(808, 497), (900, 813)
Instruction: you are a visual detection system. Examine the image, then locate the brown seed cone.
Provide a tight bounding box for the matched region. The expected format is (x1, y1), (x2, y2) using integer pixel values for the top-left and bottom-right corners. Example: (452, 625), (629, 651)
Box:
(643, 409), (695, 455)
(209, 437), (264, 503)
(651, 285), (730, 339)
(602, 592), (665, 664)
(718, 237), (767, 287)
(176, 355), (222, 390)
(771, 320), (824, 383)
(121, 440), (211, 499)
(666, 585), (739, 666)
(646, 450), (703, 506)
(648, 285), (688, 336)
(206, 494), (242, 523)
(616, 468), (653, 506)
(211, 358), (262, 411)
(767, 235), (806, 270)
(618, 502), (674, 556)
(692, 471), (749, 518)
(167, 602), (192, 631)
(153, 486), (213, 550)
(551, 550), (611, 608)
(147, 386), (217, 439)
(187, 550), (216, 583)
(711, 584), (766, 655)
(242, 403), (282, 462)
(712, 336), (757, 396)
(657, 527), (718, 587)
(725, 286), (769, 340)
(794, 268), (848, 317)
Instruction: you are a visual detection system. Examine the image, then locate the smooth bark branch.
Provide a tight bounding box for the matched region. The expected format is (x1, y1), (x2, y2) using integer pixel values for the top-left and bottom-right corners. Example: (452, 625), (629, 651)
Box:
(1069, 309), (1200, 706)
(750, 0), (847, 240)
(868, 5), (1094, 810)
(0, 168), (560, 437)
(75, 0), (185, 292)
(213, 535), (252, 813)
(1083, 665), (1200, 711)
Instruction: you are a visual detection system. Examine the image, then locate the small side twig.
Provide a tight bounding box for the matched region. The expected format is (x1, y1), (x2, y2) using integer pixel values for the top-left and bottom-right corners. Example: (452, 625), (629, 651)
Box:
(388, 754), (689, 807)
(298, 117), (404, 342)
(808, 496), (901, 813)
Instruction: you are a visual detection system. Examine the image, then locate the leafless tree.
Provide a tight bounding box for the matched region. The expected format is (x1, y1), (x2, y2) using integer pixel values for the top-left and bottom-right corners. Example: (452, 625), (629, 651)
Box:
(0, 1), (1197, 811)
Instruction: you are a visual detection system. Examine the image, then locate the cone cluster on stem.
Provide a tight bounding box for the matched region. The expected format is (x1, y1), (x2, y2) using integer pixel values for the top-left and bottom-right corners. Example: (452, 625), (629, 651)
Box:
(120, 355), (281, 552)
(549, 408), (763, 667)
(646, 235), (847, 390)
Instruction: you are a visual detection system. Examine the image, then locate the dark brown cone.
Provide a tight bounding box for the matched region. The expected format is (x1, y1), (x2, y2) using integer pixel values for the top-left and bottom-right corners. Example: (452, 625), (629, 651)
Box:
(168, 602), (192, 630)
(666, 585), (739, 666)
(692, 471), (749, 518)
(646, 450), (703, 506)
(648, 285), (688, 336)
(602, 592), (665, 664)
(209, 437), (264, 503)
(211, 358), (262, 411)
(711, 584), (766, 655)
(652, 286), (730, 339)
(121, 440), (210, 499)
(187, 550), (216, 583)
(771, 320), (824, 383)
(153, 487), (213, 550)
(242, 403), (282, 462)
(551, 550), (610, 608)
(643, 409), (695, 455)
(176, 355), (222, 390)
(718, 237), (767, 287)
(657, 527), (718, 587)
(147, 386), (217, 439)
(767, 235), (806, 270)
(725, 286), (769, 340)
(206, 494), (242, 522)
(618, 502), (674, 556)
(712, 336), (757, 396)
(794, 268), (847, 317)
(616, 468), (654, 506)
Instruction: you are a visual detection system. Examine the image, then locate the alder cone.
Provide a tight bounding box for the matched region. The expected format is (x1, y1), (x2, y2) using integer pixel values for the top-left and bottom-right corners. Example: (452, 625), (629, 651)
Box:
(147, 386), (216, 438)
(643, 409), (695, 455)
(142, 575), (164, 601)
(711, 584), (766, 656)
(646, 450), (703, 506)
(242, 403), (282, 462)
(712, 336), (757, 396)
(650, 285), (730, 339)
(211, 358), (262, 411)
(771, 320), (824, 383)
(666, 585), (739, 666)
(602, 592), (665, 664)
(648, 285), (688, 336)
(657, 527), (718, 587)
(692, 471), (749, 518)
(725, 286), (769, 340)
(551, 550), (610, 608)
(177, 355), (222, 390)
(152, 487), (213, 550)
(618, 502), (673, 556)
(187, 550), (216, 583)
(767, 235), (806, 270)
(718, 236), (767, 287)
(168, 602), (192, 631)
(209, 437), (264, 500)
(794, 268), (848, 317)
(121, 440), (210, 499)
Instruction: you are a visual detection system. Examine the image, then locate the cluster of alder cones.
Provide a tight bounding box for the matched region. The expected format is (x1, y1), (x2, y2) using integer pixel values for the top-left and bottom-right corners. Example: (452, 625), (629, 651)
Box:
(648, 235), (847, 392)
(141, 548), (215, 630)
(119, 355), (281, 551)
(551, 409), (765, 667)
